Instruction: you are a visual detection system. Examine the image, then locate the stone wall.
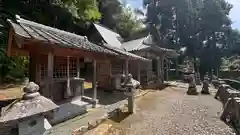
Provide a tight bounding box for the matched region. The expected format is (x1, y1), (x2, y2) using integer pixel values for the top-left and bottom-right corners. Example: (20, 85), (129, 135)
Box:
(219, 71), (240, 79)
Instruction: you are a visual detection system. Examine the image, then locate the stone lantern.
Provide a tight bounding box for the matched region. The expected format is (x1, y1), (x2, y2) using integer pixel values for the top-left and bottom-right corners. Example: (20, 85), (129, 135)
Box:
(187, 74), (198, 95)
(123, 74), (136, 114)
(0, 82), (58, 135)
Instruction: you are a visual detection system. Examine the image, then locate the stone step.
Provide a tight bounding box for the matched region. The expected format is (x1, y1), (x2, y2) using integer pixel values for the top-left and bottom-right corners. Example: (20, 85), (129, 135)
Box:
(50, 98), (89, 125)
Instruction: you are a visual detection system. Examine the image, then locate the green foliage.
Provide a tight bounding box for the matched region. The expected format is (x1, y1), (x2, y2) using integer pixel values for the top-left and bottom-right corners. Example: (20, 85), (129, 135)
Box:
(221, 56), (240, 71)
(98, 0), (145, 40)
(61, 0), (101, 21)
(3, 57), (28, 83)
(144, 0), (236, 76)
(116, 8), (144, 39)
(0, 0), (145, 83)
(0, 0), (89, 83)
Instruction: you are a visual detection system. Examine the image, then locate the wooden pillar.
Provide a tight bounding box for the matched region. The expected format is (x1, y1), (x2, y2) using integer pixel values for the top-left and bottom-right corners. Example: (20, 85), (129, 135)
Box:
(156, 56), (160, 77)
(92, 59), (98, 107)
(65, 56), (72, 98)
(77, 57), (80, 78)
(47, 52), (54, 100)
(35, 54), (41, 84)
(7, 29), (13, 57)
(176, 57), (179, 78)
(137, 61), (141, 82)
(125, 59), (129, 77)
(160, 55), (164, 80)
(166, 59), (169, 81)
(29, 52), (37, 82)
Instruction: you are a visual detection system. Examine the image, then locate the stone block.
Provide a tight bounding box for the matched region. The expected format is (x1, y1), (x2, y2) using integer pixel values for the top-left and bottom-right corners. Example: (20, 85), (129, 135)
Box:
(72, 126), (88, 135)
(220, 97), (240, 124)
(88, 120), (97, 130)
(19, 116), (51, 135)
(50, 99), (88, 125)
(187, 87), (198, 95)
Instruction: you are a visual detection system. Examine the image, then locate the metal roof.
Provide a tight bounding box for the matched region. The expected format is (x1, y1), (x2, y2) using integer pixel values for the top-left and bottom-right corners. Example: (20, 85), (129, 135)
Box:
(93, 23), (122, 49)
(103, 44), (150, 61)
(121, 37), (150, 52)
(7, 15), (118, 55)
(121, 36), (179, 58)
(93, 23), (150, 61)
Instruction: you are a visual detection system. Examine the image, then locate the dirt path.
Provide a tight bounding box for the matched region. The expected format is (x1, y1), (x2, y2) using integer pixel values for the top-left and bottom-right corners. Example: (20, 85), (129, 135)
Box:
(103, 87), (235, 135)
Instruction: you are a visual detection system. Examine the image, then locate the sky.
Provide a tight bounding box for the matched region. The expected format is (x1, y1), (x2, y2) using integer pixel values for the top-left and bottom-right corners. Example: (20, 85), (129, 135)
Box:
(127, 0), (240, 29)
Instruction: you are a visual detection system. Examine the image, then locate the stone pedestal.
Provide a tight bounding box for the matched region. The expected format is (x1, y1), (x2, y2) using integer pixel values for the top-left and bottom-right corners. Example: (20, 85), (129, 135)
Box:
(187, 74), (198, 95)
(201, 75), (210, 94)
(19, 116), (52, 135)
(123, 74), (136, 114)
(124, 91), (135, 114)
(91, 99), (99, 108)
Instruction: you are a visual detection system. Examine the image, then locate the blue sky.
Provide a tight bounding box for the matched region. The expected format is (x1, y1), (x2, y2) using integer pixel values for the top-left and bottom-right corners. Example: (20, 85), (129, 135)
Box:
(127, 0), (240, 29)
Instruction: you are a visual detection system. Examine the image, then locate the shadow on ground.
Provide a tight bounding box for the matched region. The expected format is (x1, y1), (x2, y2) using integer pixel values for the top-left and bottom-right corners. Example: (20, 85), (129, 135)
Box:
(84, 89), (127, 105)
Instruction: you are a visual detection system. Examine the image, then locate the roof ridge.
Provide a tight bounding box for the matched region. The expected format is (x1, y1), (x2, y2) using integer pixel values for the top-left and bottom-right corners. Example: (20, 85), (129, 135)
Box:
(93, 23), (120, 37)
(136, 37), (148, 50)
(15, 15), (88, 42)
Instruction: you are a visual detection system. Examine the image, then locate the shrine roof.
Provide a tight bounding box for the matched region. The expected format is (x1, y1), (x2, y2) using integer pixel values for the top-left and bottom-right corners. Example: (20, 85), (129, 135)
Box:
(121, 36), (179, 58)
(7, 15), (118, 55)
(103, 44), (150, 61)
(92, 23), (150, 61)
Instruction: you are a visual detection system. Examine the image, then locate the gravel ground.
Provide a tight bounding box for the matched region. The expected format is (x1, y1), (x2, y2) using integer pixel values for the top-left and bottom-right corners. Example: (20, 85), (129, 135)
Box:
(104, 86), (236, 135)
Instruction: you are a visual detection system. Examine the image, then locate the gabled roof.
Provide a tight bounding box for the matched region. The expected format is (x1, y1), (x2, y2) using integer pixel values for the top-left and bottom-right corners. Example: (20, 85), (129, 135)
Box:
(103, 44), (150, 61)
(121, 37), (150, 52)
(121, 35), (179, 58)
(93, 23), (150, 61)
(93, 23), (122, 49)
(7, 15), (117, 55)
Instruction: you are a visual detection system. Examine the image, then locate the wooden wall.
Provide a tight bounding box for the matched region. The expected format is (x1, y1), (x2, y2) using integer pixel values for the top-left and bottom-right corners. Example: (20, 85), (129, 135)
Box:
(97, 60), (111, 89)
(97, 59), (125, 90)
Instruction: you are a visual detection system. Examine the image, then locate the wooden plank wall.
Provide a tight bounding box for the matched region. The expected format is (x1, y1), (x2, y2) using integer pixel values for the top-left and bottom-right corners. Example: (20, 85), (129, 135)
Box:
(97, 59), (125, 90)
(97, 60), (111, 89)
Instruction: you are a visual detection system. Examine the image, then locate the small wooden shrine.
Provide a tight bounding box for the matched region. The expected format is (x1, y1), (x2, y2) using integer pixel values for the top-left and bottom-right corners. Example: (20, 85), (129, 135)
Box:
(86, 23), (150, 90)
(7, 15), (149, 104)
(6, 15), (120, 104)
(121, 35), (179, 88)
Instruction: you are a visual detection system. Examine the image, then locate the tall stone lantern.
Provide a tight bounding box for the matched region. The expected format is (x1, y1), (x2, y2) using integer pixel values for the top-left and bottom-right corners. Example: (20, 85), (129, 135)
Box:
(0, 82), (58, 135)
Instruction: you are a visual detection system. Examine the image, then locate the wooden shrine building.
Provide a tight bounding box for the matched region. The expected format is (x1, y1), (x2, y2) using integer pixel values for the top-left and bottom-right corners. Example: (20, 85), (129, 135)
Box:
(6, 15), (149, 105)
(86, 23), (150, 90)
(121, 35), (179, 88)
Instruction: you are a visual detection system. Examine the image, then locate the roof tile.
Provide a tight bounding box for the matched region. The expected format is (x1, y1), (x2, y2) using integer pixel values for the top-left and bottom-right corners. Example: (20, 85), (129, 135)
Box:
(8, 16), (117, 55)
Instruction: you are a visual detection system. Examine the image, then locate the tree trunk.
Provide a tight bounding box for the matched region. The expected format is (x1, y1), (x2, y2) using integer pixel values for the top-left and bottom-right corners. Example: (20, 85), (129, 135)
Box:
(193, 55), (197, 72)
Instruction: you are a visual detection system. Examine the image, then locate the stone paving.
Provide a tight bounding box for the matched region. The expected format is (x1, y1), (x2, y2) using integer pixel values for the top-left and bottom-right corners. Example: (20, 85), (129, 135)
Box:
(104, 85), (235, 135)
(43, 89), (149, 135)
